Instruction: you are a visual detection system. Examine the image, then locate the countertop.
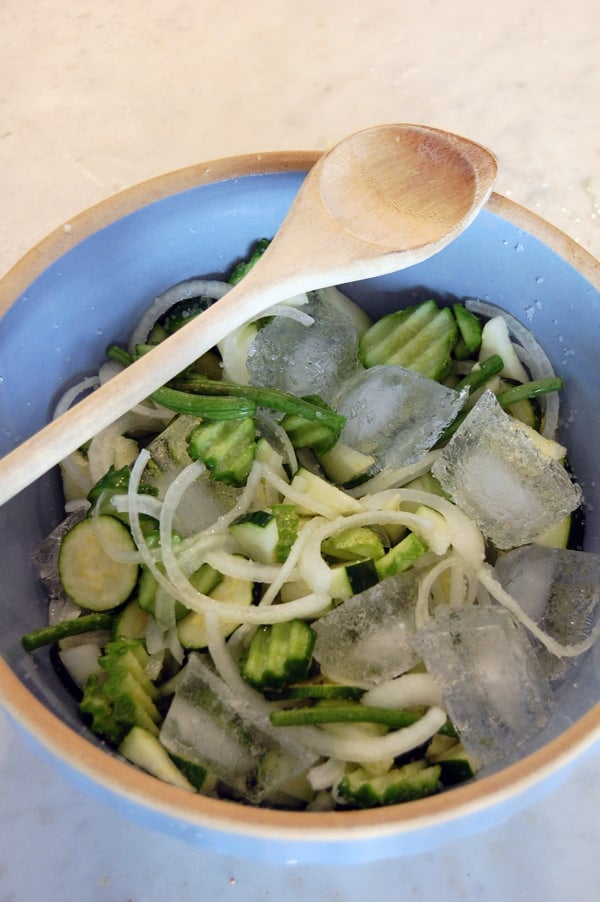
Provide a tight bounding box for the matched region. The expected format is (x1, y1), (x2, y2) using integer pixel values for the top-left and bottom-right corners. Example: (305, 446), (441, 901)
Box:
(1, 1), (599, 898)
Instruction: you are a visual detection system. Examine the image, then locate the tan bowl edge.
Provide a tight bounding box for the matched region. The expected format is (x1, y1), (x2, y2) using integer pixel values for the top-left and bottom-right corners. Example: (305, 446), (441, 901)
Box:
(1, 149), (600, 844)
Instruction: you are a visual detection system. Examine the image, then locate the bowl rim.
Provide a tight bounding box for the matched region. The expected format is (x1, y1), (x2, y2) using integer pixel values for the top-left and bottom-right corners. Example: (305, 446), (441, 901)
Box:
(1, 148), (600, 845)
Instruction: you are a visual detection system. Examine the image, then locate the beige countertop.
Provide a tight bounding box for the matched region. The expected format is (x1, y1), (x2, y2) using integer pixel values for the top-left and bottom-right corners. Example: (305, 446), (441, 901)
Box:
(0, 0), (598, 281)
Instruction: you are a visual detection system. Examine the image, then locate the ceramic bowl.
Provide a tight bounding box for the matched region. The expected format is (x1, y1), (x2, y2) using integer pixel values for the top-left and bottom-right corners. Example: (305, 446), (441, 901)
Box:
(1, 150), (599, 864)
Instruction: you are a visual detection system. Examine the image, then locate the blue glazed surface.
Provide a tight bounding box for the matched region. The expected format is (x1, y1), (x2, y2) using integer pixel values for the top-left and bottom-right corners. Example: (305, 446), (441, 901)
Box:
(1, 168), (599, 862)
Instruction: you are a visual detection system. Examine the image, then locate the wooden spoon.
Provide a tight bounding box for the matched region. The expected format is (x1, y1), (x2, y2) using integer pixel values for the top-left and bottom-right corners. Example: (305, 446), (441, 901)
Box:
(0, 124), (497, 504)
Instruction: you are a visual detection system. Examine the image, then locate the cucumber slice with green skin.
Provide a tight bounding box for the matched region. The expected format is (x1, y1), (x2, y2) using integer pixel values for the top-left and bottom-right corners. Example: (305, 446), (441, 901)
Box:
(452, 303), (483, 360)
(375, 531), (428, 580)
(241, 619), (317, 691)
(318, 442), (377, 487)
(138, 562), (221, 621)
(358, 300), (458, 381)
(58, 516), (139, 612)
(230, 506), (299, 564)
(119, 726), (196, 792)
(286, 467), (363, 516)
(177, 574), (254, 649)
(167, 752), (212, 791)
(187, 416), (258, 487)
(533, 513), (572, 549)
(112, 599), (149, 640)
(321, 526), (385, 562)
(338, 760), (441, 807)
(427, 740), (478, 785)
(329, 559), (380, 600)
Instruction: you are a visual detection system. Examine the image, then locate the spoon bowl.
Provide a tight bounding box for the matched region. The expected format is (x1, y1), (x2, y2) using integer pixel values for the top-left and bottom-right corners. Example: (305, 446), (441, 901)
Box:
(0, 124), (496, 505)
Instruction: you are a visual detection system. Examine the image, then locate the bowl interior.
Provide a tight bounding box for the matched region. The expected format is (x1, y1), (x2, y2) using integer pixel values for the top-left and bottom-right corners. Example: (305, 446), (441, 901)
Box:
(1, 156), (599, 858)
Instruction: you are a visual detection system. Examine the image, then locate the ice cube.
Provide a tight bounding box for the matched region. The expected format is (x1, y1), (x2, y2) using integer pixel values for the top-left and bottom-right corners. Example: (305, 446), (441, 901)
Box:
(495, 545), (600, 681)
(246, 290), (360, 401)
(159, 653), (316, 802)
(411, 604), (553, 765)
(332, 364), (465, 469)
(32, 509), (86, 602)
(431, 391), (581, 549)
(312, 572), (421, 686)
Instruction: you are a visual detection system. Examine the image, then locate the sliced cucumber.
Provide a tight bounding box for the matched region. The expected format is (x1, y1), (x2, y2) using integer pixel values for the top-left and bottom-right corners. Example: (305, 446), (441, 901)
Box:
(177, 574), (254, 649)
(338, 760), (441, 807)
(241, 618), (316, 691)
(359, 300), (458, 381)
(452, 303), (483, 359)
(533, 513), (572, 549)
(321, 526), (385, 562)
(286, 467), (362, 516)
(58, 516), (139, 611)
(138, 562), (221, 621)
(230, 506), (299, 564)
(119, 726), (195, 791)
(375, 531), (428, 580)
(318, 441), (377, 487)
(112, 599), (149, 640)
(329, 559), (379, 600)
(426, 740), (478, 785)
(187, 416), (257, 487)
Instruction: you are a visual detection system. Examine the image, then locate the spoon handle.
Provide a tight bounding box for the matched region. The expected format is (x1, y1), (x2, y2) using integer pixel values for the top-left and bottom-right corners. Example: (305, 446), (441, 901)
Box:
(0, 271), (299, 505)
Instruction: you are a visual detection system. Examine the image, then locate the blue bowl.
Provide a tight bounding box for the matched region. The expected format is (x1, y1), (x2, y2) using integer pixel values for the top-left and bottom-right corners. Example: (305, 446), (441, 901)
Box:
(1, 151), (599, 863)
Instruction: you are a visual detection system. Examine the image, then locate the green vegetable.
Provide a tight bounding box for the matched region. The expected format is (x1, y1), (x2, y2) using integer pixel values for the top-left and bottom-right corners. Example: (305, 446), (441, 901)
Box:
(58, 516), (139, 611)
(229, 238), (271, 284)
(111, 600), (149, 640)
(230, 506), (300, 563)
(80, 638), (162, 744)
(87, 464), (158, 513)
(241, 619), (317, 691)
(270, 702), (449, 731)
(426, 735), (478, 785)
(321, 526), (385, 562)
(338, 761), (441, 807)
(177, 573), (254, 649)
(21, 612), (113, 652)
(329, 559), (380, 599)
(159, 295), (213, 334)
(174, 375), (345, 436)
(187, 416), (258, 486)
(453, 354), (505, 395)
(265, 682), (365, 701)
(118, 726), (196, 791)
(375, 531), (428, 580)
(280, 394), (344, 455)
(452, 303), (483, 359)
(359, 299), (458, 381)
(496, 376), (563, 407)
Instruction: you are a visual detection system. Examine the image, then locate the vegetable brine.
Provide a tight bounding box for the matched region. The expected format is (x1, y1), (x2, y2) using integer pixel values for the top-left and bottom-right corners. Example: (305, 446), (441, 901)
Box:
(23, 239), (600, 810)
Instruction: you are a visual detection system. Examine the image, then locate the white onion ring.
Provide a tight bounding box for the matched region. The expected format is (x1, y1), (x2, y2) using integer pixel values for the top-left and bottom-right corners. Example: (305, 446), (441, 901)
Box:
(128, 278), (231, 352)
(465, 299), (560, 438)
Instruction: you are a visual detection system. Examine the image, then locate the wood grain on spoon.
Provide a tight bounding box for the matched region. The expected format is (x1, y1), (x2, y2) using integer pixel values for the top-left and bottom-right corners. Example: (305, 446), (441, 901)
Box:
(0, 124), (497, 505)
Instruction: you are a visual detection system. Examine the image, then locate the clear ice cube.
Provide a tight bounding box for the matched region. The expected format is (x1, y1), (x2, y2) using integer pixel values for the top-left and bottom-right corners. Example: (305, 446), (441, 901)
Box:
(332, 364), (465, 469)
(411, 604), (554, 765)
(312, 572), (421, 686)
(159, 653), (316, 802)
(32, 509), (86, 602)
(495, 545), (600, 681)
(431, 390), (581, 549)
(246, 290), (360, 401)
